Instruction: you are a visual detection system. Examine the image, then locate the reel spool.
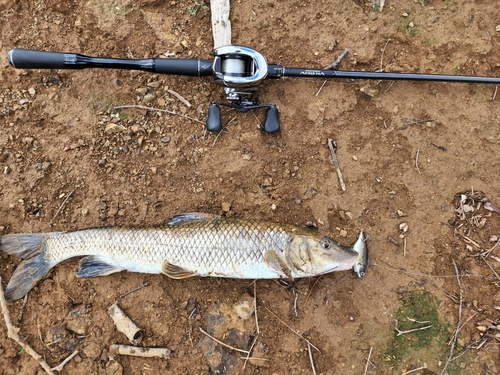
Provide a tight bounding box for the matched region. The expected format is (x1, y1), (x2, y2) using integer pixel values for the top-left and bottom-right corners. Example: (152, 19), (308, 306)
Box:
(208, 45), (280, 134)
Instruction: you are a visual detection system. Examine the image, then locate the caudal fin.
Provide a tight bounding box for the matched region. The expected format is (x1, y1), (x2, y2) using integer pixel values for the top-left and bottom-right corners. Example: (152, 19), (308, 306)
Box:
(1, 233), (56, 301)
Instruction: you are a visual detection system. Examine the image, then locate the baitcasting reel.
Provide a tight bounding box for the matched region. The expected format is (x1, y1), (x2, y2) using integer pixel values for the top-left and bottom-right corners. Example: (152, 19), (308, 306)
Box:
(208, 45), (279, 133)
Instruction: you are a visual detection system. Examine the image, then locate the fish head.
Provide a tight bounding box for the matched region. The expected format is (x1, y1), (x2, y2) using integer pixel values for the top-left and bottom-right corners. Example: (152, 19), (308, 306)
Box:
(286, 235), (359, 277)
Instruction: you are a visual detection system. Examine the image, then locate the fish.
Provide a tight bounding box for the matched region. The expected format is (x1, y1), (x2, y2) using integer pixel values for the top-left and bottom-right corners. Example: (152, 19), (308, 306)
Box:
(0, 212), (368, 301)
(352, 230), (369, 277)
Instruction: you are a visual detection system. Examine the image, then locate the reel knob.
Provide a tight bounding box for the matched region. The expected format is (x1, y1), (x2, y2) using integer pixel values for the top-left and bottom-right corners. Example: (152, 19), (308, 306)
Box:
(263, 106), (280, 133)
(206, 103), (222, 132)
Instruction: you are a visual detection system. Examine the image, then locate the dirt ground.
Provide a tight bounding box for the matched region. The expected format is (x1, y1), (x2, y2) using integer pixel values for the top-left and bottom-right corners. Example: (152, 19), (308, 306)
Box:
(1, 0), (500, 374)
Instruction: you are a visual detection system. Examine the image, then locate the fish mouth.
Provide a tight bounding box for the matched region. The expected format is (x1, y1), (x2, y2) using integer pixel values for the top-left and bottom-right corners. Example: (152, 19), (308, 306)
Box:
(352, 230), (368, 277)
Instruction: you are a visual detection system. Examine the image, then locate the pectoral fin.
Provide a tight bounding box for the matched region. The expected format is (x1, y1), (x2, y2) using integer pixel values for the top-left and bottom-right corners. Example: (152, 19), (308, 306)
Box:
(265, 250), (294, 280)
(162, 260), (196, 279)
(77, 256), (125, 278)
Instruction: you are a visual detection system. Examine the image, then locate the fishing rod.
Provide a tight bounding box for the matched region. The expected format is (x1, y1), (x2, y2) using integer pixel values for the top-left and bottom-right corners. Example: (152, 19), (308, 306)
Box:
(8, 45), (500, 133)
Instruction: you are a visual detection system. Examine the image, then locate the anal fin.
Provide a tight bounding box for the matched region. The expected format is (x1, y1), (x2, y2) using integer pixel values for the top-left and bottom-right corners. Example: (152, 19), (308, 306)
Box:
(162, 260), (196, 279)
(265, 250), (294, 280)
(77, 256), (124, 278)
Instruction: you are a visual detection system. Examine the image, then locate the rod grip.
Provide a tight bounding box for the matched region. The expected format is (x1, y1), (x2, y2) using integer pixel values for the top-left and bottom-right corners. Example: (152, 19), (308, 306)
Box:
(8, 48), (70, 69)
(154, 58), (213, 76)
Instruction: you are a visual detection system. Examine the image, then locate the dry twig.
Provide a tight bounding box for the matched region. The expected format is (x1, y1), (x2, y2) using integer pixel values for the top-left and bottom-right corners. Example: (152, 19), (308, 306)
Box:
(113, 105), (204, 124)
(263, 306), (320, 352)
(324, 48), (349, 70)
(303, 275), (323, 307)
(0, 277), (56, 375)
(327, 139), (347, 192)
(109, 344), (171, 359)
(363, 347), (373, 375)
(119, 282), (149, 298)
(51, 190), (74, 224)
(415, 148), (421, 174)
(167, 89), (191, 107)
(307, 342), (317, 375)
(439, 260), (462, 375)
(51, 350), (79, 372)
(199, 327), (250, 354)
(395, 324), (433, 337)
(402, 366), (427, 375)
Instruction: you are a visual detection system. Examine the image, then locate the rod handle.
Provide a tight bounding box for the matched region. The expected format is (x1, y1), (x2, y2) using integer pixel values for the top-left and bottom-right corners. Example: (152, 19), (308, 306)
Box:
(8, 48), (72, 69)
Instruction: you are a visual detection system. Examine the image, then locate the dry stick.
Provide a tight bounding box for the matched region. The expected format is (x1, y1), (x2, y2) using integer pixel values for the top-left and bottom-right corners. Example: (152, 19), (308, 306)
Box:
(493, 86), (498, 101)
(372, 261), (470, 279)
(199, 327), (250, 354)
(303, 275), (323, 307)
(402, 366), (427, 375)
(254, 281), (260, 334)
(327, 139), (347, 192)
(383, 80), (395, 93)
(0, 277), (56, 375)
(439, 260), (462, 375)
(50, 190), (74, 224)
(317, 49), (349, 96)
(395, 324), (433, 337)
(380, 39), (391, 71)
(403, 237), (407, 257)
(18, 294), (28, 323)
(119, 282), (149, 298)
(447, 312), (478, 345)
(324, 48), (349, 70)
(415, 148), (421, 174)
(51, 350), (79, 372)
(315, 80), (327, 97)
(166, 89), (191, 108)
(307, 342), (317, 375)
(243, 333), (259, 370)
(263, 306), (320, 352)
(243, 281), (260, 369)
(113, 105), (204, 125)
(481, 255), (500, 282)
(363, 347), (373, 375)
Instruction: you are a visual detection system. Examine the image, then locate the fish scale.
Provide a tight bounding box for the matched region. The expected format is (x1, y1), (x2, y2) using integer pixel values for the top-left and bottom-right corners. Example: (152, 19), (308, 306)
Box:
(0, 213), (368, 301)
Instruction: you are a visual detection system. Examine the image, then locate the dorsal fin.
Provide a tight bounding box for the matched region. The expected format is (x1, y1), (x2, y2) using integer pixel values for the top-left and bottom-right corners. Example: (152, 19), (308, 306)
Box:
(162, 260), (196, 279)
(265, 250), (294, 280)
(167, 212), (219, 226)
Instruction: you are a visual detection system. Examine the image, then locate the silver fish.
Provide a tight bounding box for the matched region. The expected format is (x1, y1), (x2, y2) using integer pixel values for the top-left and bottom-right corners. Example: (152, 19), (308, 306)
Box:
(0, 213), (368, 301)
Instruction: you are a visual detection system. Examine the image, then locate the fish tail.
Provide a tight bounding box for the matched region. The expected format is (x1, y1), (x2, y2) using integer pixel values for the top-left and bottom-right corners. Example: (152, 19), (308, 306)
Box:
(1, 233), (57, 301)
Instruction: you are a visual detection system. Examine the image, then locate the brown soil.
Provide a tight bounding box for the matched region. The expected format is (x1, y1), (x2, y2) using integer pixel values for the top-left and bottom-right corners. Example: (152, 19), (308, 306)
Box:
(1, 1), (500, 374)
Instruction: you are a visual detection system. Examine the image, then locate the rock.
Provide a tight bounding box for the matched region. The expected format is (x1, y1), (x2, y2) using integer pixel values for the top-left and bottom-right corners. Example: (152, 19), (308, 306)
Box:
(66, 318), (88, 335)
(105, 123), (126, 134)
(143, 93), (156, 103)
(106, 360), (123, 375)
(160, 136), (170, 144)
(233, 293), (255, 320)
(496, 24), (500, 32)
(221, 201), (231, 212)
(359, 84), (378, 98)
(19, 98), (30, 105)
(22, 137), (34, 146)
(135, 87), (148, 96)
(303, 187), (318, 200)
(28, 87), (36, 96)
(147, 81), (161, 88)
(82, 341), (101, 360)
(173, 42), (184, 54)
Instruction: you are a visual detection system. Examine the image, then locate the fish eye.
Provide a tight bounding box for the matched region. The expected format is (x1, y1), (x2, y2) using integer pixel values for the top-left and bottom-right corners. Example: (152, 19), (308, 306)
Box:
(320, 238), (331, 249)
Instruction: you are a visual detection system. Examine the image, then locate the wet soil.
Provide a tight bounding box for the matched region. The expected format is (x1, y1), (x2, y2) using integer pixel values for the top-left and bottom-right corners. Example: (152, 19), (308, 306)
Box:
(1, 1), (500, 374)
